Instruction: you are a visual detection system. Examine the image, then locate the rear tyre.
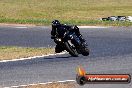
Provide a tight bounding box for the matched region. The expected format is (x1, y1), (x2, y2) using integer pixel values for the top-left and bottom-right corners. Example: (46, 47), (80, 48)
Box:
(64, 42), (78, 57)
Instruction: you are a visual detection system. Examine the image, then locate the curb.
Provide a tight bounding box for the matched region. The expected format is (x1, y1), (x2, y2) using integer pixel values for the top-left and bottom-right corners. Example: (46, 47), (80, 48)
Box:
(4, 80), (76, 88)
(0, 52), (66, 63)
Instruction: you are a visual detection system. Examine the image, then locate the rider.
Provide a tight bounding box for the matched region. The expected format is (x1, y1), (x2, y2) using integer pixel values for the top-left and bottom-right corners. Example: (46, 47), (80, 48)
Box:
(51, 20), (85, 53)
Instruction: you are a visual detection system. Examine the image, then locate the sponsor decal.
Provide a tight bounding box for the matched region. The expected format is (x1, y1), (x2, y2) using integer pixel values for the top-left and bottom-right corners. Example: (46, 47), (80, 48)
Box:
(76, 66), (131, 85)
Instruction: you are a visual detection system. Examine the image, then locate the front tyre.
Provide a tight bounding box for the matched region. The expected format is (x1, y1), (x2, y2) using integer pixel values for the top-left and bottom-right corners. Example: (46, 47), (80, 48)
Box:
(81, 47), (89, 56)
(79, 45), (89, 56)
(64, 42), (78, 57)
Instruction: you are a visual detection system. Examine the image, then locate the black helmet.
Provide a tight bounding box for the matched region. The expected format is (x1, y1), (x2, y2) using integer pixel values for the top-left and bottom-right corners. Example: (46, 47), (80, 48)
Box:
(52, 20), (60, 26)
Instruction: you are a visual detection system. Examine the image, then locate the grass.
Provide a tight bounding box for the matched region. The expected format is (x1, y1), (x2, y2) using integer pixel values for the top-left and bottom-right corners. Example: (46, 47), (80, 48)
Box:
(0, 46), (54, 60)
(0, 0), (132, 26)
(20, 82), (76, 88)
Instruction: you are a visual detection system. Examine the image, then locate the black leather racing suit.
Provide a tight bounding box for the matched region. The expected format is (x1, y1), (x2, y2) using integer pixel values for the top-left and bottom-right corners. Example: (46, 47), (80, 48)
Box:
(51, 24), (84, 53)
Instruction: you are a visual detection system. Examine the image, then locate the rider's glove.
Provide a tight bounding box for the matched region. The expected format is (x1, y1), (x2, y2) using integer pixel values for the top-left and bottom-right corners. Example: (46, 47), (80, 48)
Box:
(51, 36), (56, 39)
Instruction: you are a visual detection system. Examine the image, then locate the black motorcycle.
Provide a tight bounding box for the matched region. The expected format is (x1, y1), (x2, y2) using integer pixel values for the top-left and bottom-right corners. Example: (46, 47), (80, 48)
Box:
(54, 30), (89, 57)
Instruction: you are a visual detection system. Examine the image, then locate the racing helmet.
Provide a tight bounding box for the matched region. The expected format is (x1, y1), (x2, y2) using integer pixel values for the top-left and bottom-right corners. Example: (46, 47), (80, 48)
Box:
(52, 20), (60, 26)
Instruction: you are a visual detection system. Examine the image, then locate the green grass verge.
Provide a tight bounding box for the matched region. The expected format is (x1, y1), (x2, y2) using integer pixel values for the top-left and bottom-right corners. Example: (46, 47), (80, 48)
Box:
(0, 46), (54, 60)
(0, 0), (132, 26)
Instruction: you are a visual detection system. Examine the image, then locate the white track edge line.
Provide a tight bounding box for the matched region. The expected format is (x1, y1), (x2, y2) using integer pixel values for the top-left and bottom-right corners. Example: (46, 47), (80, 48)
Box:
(78, 26), (110, 28)
(0, 52), (66, 63)
(15, 27), (28, 28)
(36, 26), (109, 29)
(4, 80), (76, 88)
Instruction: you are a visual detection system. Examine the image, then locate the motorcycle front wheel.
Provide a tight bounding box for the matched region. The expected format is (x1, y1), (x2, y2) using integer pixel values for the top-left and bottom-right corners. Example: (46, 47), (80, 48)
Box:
(79, 45), (89, 56)
(64, 41), (78, 57)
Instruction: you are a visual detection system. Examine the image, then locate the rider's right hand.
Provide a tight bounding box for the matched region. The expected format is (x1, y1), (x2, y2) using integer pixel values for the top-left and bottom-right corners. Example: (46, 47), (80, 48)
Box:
(51, 36), (56, 39)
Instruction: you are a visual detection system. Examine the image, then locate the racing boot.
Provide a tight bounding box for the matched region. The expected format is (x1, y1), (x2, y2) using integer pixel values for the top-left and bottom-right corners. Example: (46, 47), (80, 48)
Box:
(55, 44), (64, 53)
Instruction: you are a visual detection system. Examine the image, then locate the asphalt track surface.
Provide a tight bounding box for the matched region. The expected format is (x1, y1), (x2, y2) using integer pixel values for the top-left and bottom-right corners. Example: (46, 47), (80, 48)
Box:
(0, 26), (132, 88)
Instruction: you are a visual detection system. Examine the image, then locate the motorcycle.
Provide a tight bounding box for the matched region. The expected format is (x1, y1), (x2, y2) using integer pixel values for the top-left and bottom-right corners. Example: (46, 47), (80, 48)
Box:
(54, 31), (89, 57)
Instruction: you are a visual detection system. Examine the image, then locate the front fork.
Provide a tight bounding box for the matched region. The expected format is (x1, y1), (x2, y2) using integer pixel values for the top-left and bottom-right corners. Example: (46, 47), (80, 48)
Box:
(68, 34), (82, 47)
(63, 32), (82, 48)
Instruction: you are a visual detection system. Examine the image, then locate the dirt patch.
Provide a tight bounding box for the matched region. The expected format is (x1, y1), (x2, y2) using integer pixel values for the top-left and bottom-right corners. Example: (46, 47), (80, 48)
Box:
(0, 46), (54, 60)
